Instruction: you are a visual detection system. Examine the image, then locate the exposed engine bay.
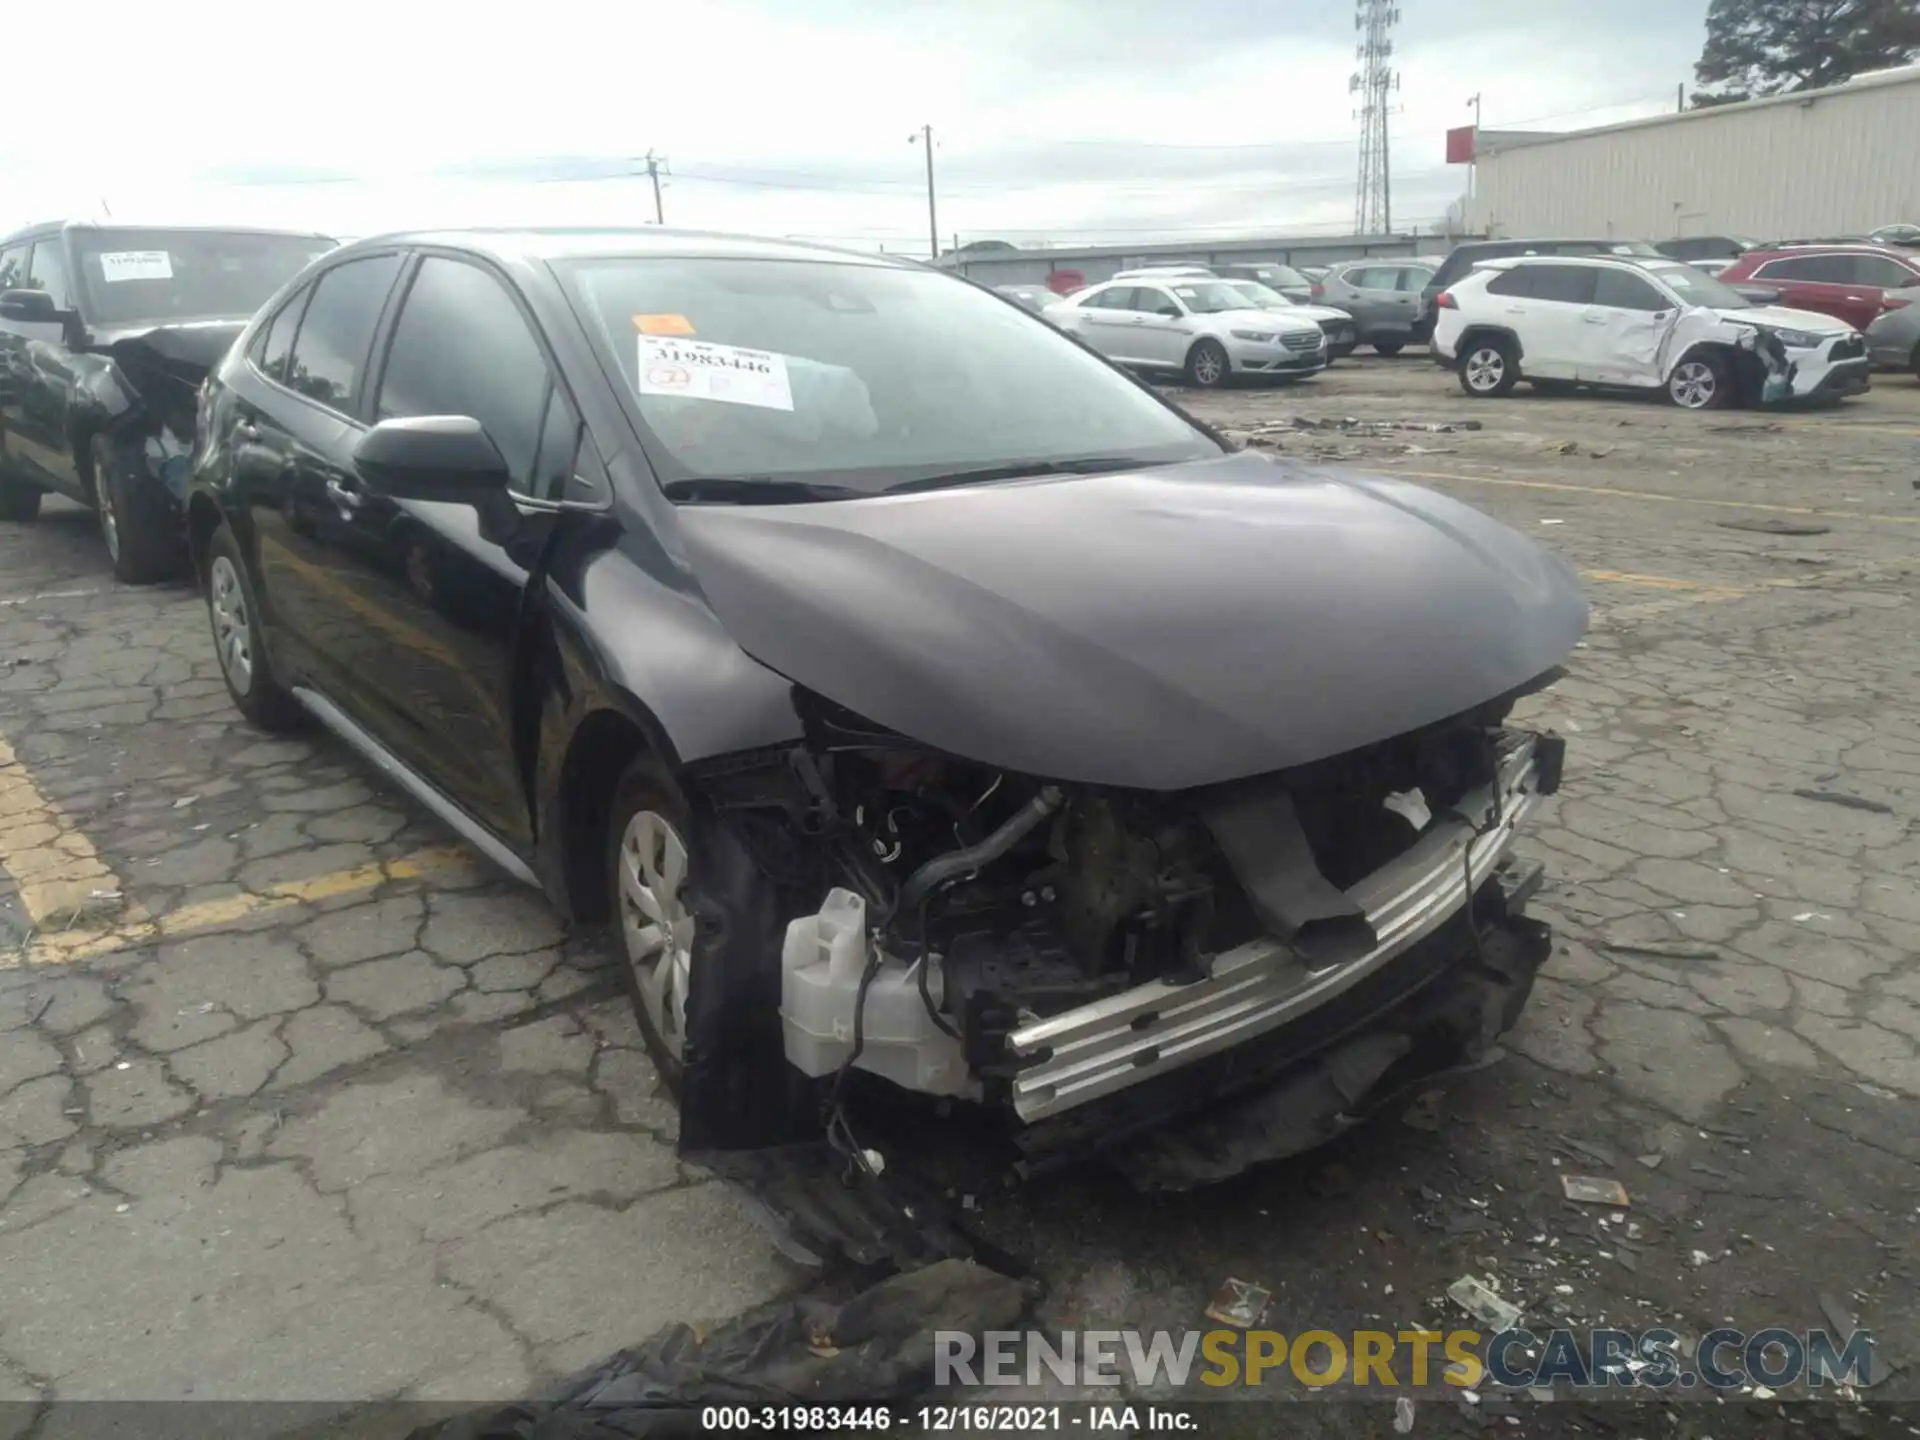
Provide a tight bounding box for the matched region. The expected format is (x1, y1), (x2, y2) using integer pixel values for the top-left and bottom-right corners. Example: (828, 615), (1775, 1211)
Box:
(690, 679), (1566, 1144)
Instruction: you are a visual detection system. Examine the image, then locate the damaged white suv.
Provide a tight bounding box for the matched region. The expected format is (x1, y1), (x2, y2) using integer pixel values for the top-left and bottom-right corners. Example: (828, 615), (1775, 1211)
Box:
(1433, 254), (1872, 409)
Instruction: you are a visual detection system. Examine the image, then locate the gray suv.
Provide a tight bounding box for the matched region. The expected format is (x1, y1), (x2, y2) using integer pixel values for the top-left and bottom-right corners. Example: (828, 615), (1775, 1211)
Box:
(1318, 260), (1441, 355)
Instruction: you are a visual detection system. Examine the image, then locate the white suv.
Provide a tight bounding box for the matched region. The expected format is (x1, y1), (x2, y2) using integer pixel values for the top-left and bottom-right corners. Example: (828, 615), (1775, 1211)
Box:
(1431, 255), (1871, 409)
(1046, 276), (1326, 388)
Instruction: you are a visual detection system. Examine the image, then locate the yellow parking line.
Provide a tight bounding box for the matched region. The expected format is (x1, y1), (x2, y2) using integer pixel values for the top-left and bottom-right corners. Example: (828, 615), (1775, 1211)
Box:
(0, 737), (140, 934)
(13, 843), (477, 968)
(1581, 568), (1742, 596)
(1390, 467), (1920, 525)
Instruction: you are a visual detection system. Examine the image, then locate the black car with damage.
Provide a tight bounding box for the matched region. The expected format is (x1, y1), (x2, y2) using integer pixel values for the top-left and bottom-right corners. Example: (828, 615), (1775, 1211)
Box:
(183, 227), (1587, 1256)
(0, 221), (336, 580)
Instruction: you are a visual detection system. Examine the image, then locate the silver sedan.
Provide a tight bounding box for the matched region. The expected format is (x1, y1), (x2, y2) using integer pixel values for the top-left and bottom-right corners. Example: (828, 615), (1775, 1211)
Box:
(1865, 285), (1919, 376)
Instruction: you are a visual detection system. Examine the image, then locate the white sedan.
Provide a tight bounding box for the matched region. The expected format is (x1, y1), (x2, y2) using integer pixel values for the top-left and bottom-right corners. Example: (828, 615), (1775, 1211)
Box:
(1047, 277), (1327, 387)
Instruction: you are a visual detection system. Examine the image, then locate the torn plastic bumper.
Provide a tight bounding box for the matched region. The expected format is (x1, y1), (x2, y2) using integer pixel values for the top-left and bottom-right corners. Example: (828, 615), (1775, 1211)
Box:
(1004, 730), (1551, 1124)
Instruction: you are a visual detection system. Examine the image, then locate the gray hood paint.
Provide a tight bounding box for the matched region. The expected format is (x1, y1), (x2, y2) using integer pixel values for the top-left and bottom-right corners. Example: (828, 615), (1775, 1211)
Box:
(677, 451), (1588, 790)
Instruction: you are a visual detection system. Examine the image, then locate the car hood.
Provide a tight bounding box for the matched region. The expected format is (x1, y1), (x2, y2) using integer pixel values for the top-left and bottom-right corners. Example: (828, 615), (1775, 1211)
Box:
(1281, 303), (1355, 325)
(1202, 308), (1322, 337)
(1715, 304), (1852, 334)
(675, 451), (1589, 790)
(93, 319), (250, 381)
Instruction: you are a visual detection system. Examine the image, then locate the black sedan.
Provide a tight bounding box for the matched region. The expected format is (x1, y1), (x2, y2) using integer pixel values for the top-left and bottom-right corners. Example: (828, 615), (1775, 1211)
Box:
(187, 228), (1583, 1235)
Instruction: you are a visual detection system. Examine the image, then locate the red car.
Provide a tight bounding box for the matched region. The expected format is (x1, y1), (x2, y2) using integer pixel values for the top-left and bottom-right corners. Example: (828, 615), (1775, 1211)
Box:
(1719, 244), (1920, 333)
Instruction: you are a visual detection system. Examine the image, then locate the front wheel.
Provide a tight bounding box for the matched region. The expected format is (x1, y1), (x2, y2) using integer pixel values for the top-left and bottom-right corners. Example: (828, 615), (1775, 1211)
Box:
(91, 435), (186, 584)
(1458, 337), (1518, 397)
(1185, 338), (1230, 388)
(1373, 341), (1404, 357)
(205, 523), (304, 731)
(608, 761), (698, 1091)
(0, 475), (42, 522)
(1667, 353), (1731, 410)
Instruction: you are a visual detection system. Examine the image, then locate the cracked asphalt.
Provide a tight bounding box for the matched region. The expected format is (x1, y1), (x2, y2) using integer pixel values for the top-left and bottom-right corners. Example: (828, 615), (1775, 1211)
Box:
(1, 358), (1917, 1433)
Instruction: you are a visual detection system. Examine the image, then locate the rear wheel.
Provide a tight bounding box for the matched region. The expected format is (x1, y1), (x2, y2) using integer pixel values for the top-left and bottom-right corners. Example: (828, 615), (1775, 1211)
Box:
(0, 475), (41, 521)
(1185, 338), (1230, 388)
(206, 523), (304, 731)
(91, 435), (186, 584)
(1458, 337), (1518, 397)
(1373, 341), (1404, 357)
(1668, 352), (1731, 410)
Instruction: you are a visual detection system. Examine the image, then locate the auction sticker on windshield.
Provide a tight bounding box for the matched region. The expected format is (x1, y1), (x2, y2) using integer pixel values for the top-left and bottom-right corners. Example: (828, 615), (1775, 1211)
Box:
(98, 251), (174, 283)
(638, 336), (793, 411)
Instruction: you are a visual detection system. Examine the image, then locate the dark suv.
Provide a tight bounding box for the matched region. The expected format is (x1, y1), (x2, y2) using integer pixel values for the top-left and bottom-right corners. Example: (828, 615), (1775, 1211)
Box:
(1416, 238), (1661, 348)
(0, 221), (334, 580)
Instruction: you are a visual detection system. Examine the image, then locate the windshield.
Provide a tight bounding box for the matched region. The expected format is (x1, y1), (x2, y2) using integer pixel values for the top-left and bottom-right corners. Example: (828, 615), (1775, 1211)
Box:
(560, 256), (1219, 497)
(1166, 280), (1260, 314)
(1224, 281), (1290, 310)
(71, 229), (336, 326)
(1649, 264), (1753, 309)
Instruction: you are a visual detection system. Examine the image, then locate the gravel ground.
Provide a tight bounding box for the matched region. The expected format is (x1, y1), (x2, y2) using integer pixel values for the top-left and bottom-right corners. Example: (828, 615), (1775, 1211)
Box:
(1, 354), (1916, 1437)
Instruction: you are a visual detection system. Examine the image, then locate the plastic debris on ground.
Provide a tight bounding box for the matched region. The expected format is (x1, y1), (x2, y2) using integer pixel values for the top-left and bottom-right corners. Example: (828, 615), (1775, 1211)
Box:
(1393, 1395), (1416, 1433)
(407, 1258), (1036, 1440)
(1446, 1274), (1523, 1331)
(1559, 1174), (1630, 1206)
(1204, 1277), (1272, 1329)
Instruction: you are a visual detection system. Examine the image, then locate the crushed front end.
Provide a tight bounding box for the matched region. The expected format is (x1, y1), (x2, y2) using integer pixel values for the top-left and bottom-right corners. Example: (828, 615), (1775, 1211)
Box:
(687, 679), (1567, 1195)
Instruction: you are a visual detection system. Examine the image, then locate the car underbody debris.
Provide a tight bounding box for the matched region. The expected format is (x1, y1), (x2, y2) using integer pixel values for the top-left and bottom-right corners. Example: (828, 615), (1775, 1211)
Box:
(408, 1258), (1037, 1440)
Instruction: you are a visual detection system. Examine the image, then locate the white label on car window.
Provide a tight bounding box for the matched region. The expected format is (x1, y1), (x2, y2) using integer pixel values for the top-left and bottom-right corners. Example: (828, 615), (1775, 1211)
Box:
(98, 251), (174, 282)
(637, 336), (793, 411)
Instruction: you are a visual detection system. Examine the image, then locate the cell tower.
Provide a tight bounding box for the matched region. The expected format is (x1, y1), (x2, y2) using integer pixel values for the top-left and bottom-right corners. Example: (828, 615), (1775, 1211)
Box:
(1351, 0), (1401, 235)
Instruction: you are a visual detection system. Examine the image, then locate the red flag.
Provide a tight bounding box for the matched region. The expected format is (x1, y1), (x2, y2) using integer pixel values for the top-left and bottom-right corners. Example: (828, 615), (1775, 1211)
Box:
(1446, 125), (1477, 164)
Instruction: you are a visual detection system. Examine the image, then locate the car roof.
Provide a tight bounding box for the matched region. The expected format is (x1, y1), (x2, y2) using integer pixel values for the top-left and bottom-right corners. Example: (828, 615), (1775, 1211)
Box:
(334, 225), (921, 271)
(1745, 242), (1913, 257)
(2, 219), (336, 245)
(1476, 253), (1673, 271)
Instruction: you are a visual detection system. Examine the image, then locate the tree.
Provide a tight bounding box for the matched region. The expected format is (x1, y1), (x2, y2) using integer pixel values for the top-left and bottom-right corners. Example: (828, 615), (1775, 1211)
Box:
(1693, 0), (1920, 104)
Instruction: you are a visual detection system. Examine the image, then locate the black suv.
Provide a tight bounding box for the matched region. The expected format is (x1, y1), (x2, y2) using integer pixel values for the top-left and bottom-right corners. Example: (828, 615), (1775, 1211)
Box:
(1416, 238), (1661, 347)
(0, 221), (334, 580)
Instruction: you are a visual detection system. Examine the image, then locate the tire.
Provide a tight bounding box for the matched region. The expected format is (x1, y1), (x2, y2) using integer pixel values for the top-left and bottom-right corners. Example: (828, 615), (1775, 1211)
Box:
(91, 435), (186, 584)
(0, 475), (42, 522)
(1458, 336), (1519, 397)
(1910, 342), (1919, 380)
(607, 760), (698, 1090)
(1185, 338), (1231, 388)
(205, 522), (304, 732)
(1373, 341), (1404, 357)
(1667, 351), (1731, 410)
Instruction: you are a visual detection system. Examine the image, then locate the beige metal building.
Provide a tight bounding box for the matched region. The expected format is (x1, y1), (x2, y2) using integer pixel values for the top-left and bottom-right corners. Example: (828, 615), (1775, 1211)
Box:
(1468, 65), (1920, 242)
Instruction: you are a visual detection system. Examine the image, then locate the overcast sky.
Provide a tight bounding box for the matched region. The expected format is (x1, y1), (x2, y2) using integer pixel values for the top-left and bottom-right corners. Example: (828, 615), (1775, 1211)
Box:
(2, 0), (1708, 253)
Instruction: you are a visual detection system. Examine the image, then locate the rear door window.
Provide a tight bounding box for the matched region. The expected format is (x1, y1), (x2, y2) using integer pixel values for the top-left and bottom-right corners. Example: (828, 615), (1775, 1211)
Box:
(1394, 266), (1433, 291)
(283, 253), (403, 414)
(1527, 264), (1599, 305)
(1755, 255), (1850, 283)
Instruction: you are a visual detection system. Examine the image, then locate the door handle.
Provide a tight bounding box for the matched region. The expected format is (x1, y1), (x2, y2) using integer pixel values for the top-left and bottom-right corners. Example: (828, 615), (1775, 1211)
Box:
(1583, 313), (1608, 324)
(325, 477), (365, 512)
(1504, 307), (1526, 315)
(1128, 316), (1147, 324)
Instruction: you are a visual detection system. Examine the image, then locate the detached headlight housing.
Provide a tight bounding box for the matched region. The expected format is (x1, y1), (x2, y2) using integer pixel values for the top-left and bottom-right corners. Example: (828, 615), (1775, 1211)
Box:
(1230, 329), (1277, 342)
(1772, 328), (1824, 349)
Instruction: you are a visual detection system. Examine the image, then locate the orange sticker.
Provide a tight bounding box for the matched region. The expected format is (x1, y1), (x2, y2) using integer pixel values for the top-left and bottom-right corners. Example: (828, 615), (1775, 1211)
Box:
(633, 313), (696, 335)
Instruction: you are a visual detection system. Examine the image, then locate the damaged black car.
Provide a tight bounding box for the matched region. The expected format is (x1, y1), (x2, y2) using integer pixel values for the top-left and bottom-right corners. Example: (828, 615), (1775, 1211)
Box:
(0, 221), (336, 580)
(185, 229), (1587, 1240)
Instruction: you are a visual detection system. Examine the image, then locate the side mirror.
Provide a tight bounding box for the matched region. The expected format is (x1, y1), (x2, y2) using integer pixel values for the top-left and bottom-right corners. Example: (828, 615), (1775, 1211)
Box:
(352, 415), (509, 499)
(1732, 284), (1780, 305)
(0, 288), (63, 323)
(1156, 306), (1182, 319)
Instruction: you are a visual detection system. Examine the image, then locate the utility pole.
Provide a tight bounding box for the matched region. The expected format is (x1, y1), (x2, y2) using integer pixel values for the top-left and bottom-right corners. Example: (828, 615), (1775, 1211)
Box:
(641, 150), (667, 225)
(1676, 82), (1686, 112)
(1351, 0), (1401, 236)
(1465, 92), (1482, 203)
(908, 125), (939, 261)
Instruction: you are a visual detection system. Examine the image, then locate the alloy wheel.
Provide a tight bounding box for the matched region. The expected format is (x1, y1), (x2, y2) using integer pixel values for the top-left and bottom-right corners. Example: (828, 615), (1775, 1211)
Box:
(1466, 348), (1506, 391)
(618, 808), (695, 1061)
(97, 485), (120, 562)
(1193, 350), (1224, 385)
(209, 556), (254, 692)
(1670, 361), (1717, 409)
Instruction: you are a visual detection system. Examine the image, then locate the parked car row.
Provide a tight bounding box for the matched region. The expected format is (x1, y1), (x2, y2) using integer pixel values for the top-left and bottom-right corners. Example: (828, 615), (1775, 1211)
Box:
(0, 222), (1588, 1228)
